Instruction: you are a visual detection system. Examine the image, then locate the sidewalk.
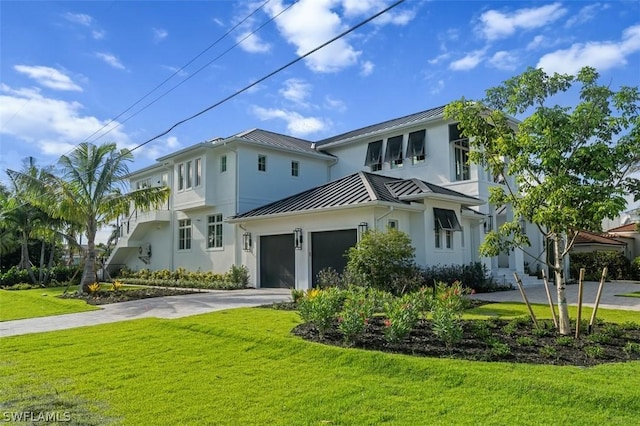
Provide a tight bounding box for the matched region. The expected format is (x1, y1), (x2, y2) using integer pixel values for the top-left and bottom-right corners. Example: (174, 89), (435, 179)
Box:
(0, 288), (291, 338)
(470, 281), (640, 312)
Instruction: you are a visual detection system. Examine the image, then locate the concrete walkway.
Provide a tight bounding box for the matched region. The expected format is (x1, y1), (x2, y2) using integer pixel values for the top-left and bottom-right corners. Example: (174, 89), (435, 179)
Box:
(0, 288), (291, 338)
(470, 281), (640, 312)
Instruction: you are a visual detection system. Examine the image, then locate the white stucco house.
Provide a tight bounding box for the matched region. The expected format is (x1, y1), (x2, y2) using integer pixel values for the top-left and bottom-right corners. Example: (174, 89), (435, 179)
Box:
(106, 105), (545, 289)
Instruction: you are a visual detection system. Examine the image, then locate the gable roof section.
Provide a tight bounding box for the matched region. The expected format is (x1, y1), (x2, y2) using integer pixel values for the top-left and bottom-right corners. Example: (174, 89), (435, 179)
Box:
(221, 128), (330, 157)
(385, 178), (482, 205)
(607, 222), (637, 233)
(230, 171), (481, 220)
(316, 106), (446, 147)
(574, 231), (626, 246)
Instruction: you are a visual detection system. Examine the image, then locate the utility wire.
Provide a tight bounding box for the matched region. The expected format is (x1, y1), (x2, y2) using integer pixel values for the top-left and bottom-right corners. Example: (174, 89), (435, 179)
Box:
(88, 0), (299, 144)
(128, 0), (406, 155)
(81, 0), (274, 146)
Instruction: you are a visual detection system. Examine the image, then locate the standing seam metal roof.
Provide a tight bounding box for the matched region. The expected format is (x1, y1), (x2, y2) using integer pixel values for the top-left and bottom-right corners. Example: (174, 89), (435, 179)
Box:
(227, 128), (326, 156)
(316, 106), (446, 146)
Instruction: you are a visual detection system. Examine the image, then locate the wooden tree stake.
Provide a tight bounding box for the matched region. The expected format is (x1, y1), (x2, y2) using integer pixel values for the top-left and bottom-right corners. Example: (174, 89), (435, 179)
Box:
(588, 267), (608, 334)
(541, 269), (558, 329)
(513, 273), (538, 328)
(575, 268), (585, 339)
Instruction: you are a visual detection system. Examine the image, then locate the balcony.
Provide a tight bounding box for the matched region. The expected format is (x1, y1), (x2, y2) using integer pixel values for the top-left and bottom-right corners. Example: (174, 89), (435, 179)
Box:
(132, 209), (171, 224)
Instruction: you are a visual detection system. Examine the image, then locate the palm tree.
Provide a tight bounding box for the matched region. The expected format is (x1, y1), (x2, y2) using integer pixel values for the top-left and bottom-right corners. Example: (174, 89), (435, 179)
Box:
(48, 142), (169, 292)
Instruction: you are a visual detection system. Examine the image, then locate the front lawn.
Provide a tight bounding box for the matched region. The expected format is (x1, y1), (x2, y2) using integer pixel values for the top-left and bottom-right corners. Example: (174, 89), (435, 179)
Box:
(0, 287), (99, 322)
(2, 306), (640, 425)
(617, 291), (640, 298)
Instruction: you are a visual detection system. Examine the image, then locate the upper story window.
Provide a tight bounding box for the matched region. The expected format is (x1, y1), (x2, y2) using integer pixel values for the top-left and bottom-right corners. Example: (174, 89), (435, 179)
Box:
(407, 129), (426, 164)
(291, 160), (299, 177)
(177, 164), (185, 191)
(135, 178), (151, 190)
(258, 155), (267, 172)
(387, 219), (398, 229)
(220, 155), (227, 173)
(178, 219), (192, 250)
(364, 140), (383, 172)
(186, 161), (193, 189)
(385, 135), (403, 169)
(207, 214), (223, 249)
(194, 158), (202, 187)
(450, 123), (470, 181)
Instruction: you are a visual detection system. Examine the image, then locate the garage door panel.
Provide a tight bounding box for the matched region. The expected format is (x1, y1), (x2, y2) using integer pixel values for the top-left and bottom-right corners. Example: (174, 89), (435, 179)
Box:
(311, 229), (357, 287)
(260, 234), (295, 288)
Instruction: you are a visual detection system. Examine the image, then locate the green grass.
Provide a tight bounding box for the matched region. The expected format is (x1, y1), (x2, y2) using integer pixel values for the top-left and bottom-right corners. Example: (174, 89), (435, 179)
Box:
(2, 305), (640, 425)
(466, 302), (640, 323)
(0, 287), (99, 322)
(616, 292), (640, 298)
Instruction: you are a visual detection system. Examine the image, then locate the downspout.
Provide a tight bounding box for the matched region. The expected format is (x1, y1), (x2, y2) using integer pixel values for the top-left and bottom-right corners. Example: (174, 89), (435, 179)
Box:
(374, 206), (394, 230)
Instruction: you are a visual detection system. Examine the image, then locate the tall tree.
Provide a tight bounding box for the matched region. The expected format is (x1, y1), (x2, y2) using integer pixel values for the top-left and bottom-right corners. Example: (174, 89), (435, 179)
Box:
(445, 67), (640, 335)
(11, 142), (170, 292)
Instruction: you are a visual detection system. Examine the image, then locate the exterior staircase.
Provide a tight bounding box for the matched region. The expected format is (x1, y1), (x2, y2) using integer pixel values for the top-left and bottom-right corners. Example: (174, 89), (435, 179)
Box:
(494, 268), (546, 288)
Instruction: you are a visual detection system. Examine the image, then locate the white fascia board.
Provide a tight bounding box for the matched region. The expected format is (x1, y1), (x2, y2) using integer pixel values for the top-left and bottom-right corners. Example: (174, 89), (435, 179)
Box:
(398, 193), (485, 206)
(216, 137), (335, 161)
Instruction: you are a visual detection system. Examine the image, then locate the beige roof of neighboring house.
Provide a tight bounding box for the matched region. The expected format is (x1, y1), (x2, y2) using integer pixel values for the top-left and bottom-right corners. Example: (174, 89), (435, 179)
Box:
(607, 222), (637, 233)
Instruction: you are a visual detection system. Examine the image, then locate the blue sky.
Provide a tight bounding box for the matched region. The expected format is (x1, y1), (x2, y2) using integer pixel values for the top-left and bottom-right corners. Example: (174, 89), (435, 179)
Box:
(1, 0), (639, 179)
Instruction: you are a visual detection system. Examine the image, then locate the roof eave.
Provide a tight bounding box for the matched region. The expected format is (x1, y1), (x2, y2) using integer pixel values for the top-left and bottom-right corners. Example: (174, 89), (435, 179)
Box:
(215, 137), (335, 161)
(398, 193), (484, 206)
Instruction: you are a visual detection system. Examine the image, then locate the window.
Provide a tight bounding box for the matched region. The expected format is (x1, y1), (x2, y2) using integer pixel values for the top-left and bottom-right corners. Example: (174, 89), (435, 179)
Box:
(364, 140), (383, 172)
(450, 123), (470, 181)
(207, 214), (223, 248)
(194, 158), (201, 187)
(178, 219), (191, 250)
(434, 208), (461, 250)
(291, 161), (299, 177)
(186, 161), (193, 189)
(161, 173), (168, 186)
(258, 155), (267, 172)
(385, 135), (403, 169)
(135, 178), (151, 190)
(178, 164), (185, 191)
(387, 219), (398, 229)
(407, 129), (426, 164)
(220, 155), (227, 173)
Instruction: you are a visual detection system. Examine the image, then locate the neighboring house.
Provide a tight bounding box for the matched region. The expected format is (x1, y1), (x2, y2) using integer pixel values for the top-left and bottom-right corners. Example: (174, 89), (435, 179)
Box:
(572, 231), (628, 257)
(107, 105), (545, 289)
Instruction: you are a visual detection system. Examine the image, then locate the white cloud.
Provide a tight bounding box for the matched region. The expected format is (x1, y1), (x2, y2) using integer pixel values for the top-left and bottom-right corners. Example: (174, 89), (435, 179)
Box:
(324, 96), (346, 112)
(527, 35), (545, 51)
(0, 84), (131, 157)
(488, 51), (518, 71)
(140, 136), (183, 160)
(237, 31), (271, 53)
(279, 79), (311, 104)
(63, 12), (93, 26)
(565, 3), (609, 28)
(449, 50), (485, 71)
(360, 60), (374, 76)
(251, 106), (329, 136)
(162, 65), (188, 77)
(428, 52), (450, 65)
(430, 79), (445, 95)
(95, 52), (126, 70)
(342, 0), (416, 25)
(92, 30), (105, 40)
(265, 0), (361, 73)
(14, 65), (82, 92)
(537, 24), (640, 74)
(212, 18), (225, 27)
(153, 28), (168, 42)
(478, 3), (566, 40)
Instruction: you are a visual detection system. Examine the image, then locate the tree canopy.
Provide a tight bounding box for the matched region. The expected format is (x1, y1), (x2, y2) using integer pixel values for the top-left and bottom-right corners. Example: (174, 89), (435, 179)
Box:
(445, 66), (640, 334)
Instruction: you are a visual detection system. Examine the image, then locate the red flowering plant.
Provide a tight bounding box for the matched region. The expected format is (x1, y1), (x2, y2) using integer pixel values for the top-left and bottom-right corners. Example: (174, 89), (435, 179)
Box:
(338, 287), (378, 344)
(383, 293), (420, 343)
(431, 281), (469, 348)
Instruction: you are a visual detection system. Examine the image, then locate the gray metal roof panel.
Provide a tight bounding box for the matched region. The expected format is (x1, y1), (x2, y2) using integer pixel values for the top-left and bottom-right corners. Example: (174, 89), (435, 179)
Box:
(235, 129), (321, 155)
(385, 178), (481, 204)
(316, 106), (446, 146)
(231, 172), (409, 219)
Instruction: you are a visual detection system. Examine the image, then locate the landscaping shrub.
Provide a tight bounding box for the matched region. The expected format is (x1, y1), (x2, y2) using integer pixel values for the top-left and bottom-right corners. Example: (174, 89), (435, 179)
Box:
(345, 229), (418, 295)
(113, 265), (250, 290)
(0, 265), (80, 287)
(569, 251), (631, 281)
(419, 262), (507, 293)
(383, 292), (420, 343)
(297, 287), (344, 337)
(430, 281), (467, 348)
(338, 287), (376, 344)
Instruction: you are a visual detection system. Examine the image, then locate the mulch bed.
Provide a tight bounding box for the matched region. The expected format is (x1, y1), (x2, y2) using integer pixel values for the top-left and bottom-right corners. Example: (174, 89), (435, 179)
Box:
(58, 288), (201, 305)
(292, 316), (640, 367)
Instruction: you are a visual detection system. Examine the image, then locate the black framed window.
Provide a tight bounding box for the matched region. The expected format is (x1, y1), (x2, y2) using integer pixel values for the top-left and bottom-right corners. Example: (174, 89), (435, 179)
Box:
(407, 129), (426, 164)
(364, 140), (383, 171)
(385, 135), (403, 169)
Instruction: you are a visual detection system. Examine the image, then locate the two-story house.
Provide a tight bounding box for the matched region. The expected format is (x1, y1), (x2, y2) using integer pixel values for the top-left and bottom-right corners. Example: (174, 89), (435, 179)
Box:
(107, 105), (544, 289)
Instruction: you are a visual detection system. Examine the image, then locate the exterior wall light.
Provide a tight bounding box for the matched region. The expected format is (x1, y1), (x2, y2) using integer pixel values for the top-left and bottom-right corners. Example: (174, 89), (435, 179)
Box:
(358, 222), (369, 241)
(294, 228), (303, 250)
(242, 232), (252, 251)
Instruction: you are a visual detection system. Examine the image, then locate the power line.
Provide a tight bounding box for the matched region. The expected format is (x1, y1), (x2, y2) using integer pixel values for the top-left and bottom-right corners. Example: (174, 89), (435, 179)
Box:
(88, 0), (299, 144)
(128, 0), (406, 155)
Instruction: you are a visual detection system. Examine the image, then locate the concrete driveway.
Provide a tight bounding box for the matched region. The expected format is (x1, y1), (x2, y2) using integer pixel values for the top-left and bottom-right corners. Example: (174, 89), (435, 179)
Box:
(470, 281), (640, 312)
(0, 288), (291, 338)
